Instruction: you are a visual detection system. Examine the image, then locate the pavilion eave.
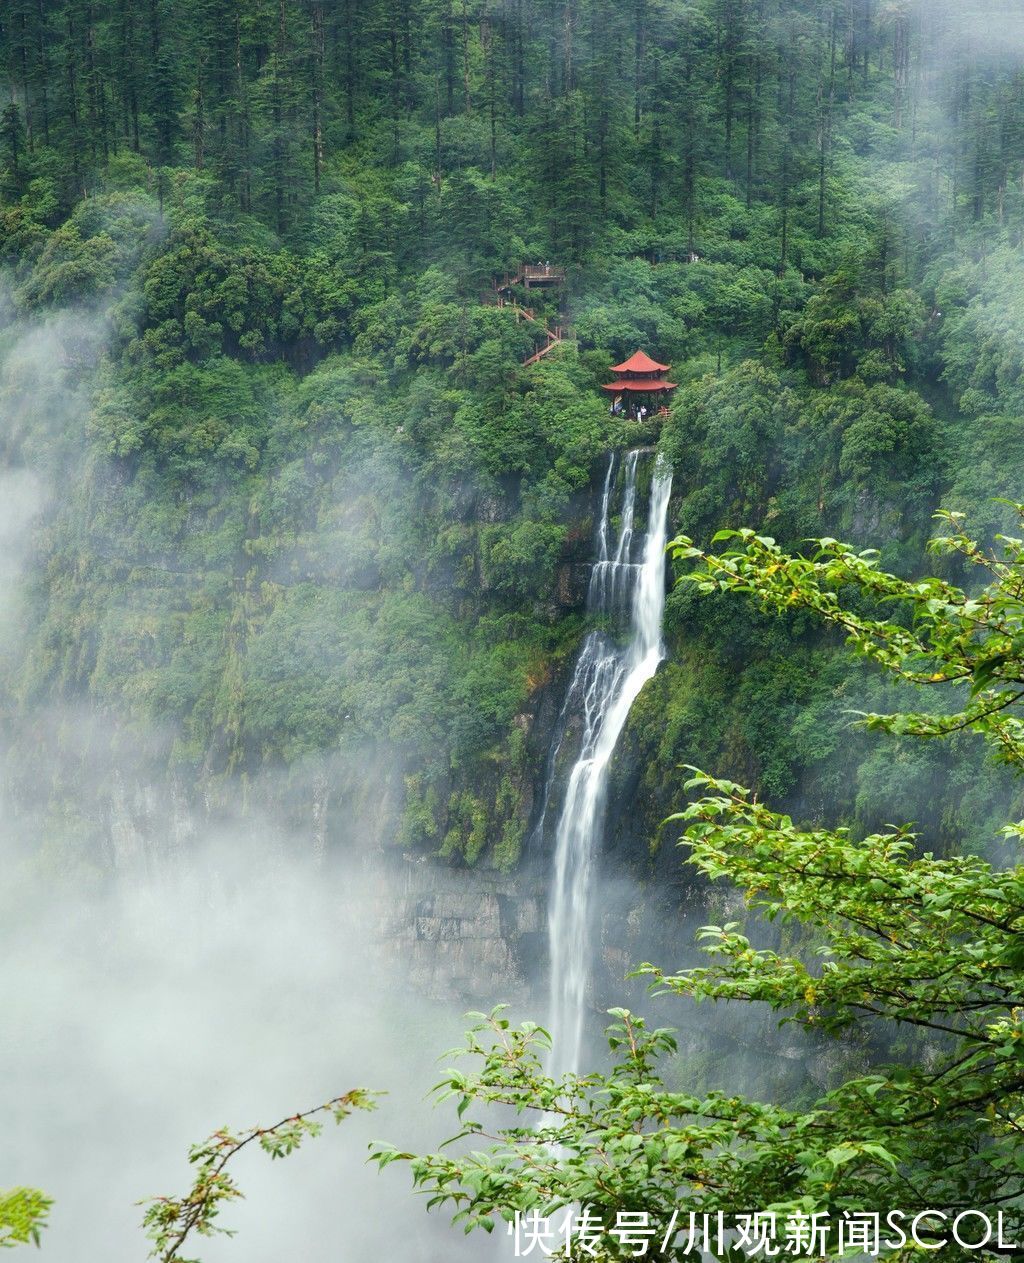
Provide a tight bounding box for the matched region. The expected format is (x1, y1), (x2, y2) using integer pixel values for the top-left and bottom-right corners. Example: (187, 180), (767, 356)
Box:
(601, 380), (678, 392)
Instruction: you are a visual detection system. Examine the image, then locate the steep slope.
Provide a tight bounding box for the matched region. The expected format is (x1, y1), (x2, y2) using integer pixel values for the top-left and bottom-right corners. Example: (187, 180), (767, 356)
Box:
(2, 1), (1024, 887)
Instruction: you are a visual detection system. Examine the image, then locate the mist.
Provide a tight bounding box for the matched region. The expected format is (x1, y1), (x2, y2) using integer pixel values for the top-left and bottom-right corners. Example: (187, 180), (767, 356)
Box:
(1, 823), (484, 1262)
(0, 286), (495, 1262)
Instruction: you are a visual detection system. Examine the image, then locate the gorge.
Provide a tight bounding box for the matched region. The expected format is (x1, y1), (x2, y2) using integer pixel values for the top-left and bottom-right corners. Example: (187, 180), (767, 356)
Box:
(4, 0), (1024, 1256)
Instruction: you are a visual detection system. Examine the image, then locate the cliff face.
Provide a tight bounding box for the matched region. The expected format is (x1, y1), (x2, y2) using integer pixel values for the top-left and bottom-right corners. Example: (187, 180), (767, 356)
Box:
(370, 859), (547, 1003)
(12, 229), (917, 937)
(0, 319), (727, 1016)
(4, 437), (683, 1009)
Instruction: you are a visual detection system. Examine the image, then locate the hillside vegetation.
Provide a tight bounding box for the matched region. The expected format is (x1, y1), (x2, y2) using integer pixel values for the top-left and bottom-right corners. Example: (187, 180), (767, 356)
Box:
(2, 0), (1024, 869)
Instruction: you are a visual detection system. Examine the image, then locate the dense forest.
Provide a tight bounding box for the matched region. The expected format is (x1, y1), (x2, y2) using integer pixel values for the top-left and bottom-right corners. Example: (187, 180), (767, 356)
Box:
(2, 0), (1024, 874)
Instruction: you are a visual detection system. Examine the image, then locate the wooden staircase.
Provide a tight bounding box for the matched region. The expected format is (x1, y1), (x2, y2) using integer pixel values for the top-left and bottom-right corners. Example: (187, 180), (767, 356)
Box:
(522, 325), (565, 366)
(488, 268), (570, 367)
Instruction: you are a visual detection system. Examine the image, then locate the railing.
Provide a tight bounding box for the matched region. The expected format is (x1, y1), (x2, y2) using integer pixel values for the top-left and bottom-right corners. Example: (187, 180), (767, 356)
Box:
(521, 264), (565, 281)
(495, 295), (538, 323)
(494, 265), (566, 292)
(523, 327), (561, 367)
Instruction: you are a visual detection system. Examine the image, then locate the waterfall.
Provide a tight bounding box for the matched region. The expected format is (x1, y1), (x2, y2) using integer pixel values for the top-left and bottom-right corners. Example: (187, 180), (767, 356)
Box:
(543, 448), (673, 1080)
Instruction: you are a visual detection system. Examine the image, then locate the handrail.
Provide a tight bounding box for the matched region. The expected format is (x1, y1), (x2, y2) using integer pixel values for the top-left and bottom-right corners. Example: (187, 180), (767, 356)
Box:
(521, 264), (565, 280)
(497, 265), (566, 289)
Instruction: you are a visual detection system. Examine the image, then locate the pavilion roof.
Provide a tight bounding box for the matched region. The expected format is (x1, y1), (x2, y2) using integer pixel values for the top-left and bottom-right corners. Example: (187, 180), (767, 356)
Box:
(610, 350), (671, 374)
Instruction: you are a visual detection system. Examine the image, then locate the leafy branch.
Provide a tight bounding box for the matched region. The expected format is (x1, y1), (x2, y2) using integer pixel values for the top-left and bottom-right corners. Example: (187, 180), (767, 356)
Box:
(670, 510), (1024, 767)
(141, 1089), (377, 1263)
(0, 1188), (52, 1250)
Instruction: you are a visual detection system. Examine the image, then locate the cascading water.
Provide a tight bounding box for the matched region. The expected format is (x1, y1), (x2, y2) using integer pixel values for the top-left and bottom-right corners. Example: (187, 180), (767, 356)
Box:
(542, 448), (673, 1080)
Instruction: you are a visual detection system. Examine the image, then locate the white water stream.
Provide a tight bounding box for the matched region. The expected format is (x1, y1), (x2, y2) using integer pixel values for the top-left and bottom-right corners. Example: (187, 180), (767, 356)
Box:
(544, 449), (673, 1079)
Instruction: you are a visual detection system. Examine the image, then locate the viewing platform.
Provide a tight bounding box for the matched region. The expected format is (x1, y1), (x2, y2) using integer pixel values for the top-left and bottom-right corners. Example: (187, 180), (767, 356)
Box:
(495, 263), (566, 293)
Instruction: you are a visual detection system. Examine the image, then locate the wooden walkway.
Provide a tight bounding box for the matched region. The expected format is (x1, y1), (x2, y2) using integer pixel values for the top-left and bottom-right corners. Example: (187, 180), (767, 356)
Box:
(490, 281), (570, 366)
(522, 325), (565, 366)
(487, 266), (568, 366)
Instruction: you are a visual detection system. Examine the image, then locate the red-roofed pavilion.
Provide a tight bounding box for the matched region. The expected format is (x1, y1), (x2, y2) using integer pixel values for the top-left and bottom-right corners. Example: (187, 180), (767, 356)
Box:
(602, 349), (677, 418)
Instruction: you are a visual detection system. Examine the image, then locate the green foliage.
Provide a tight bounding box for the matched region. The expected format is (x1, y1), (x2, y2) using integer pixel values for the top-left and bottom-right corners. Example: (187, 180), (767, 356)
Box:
(14, 194), (155, 307)
(93, 355), (277, 474)
(0, 1188), (52, 1250)
(141, 1092), (376, 1263)
(493, 773), (528, 871)
(5, 0), (1024, 874)
(381, 515), (1024, 1252)
(827, 381), (936, 486)
(679, 515), (1024, 755)
(937, 244), (1024, 422)
(784, 263), (926, 385)
(441, 790), (490, 865)
(661, 361), (798, 541)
